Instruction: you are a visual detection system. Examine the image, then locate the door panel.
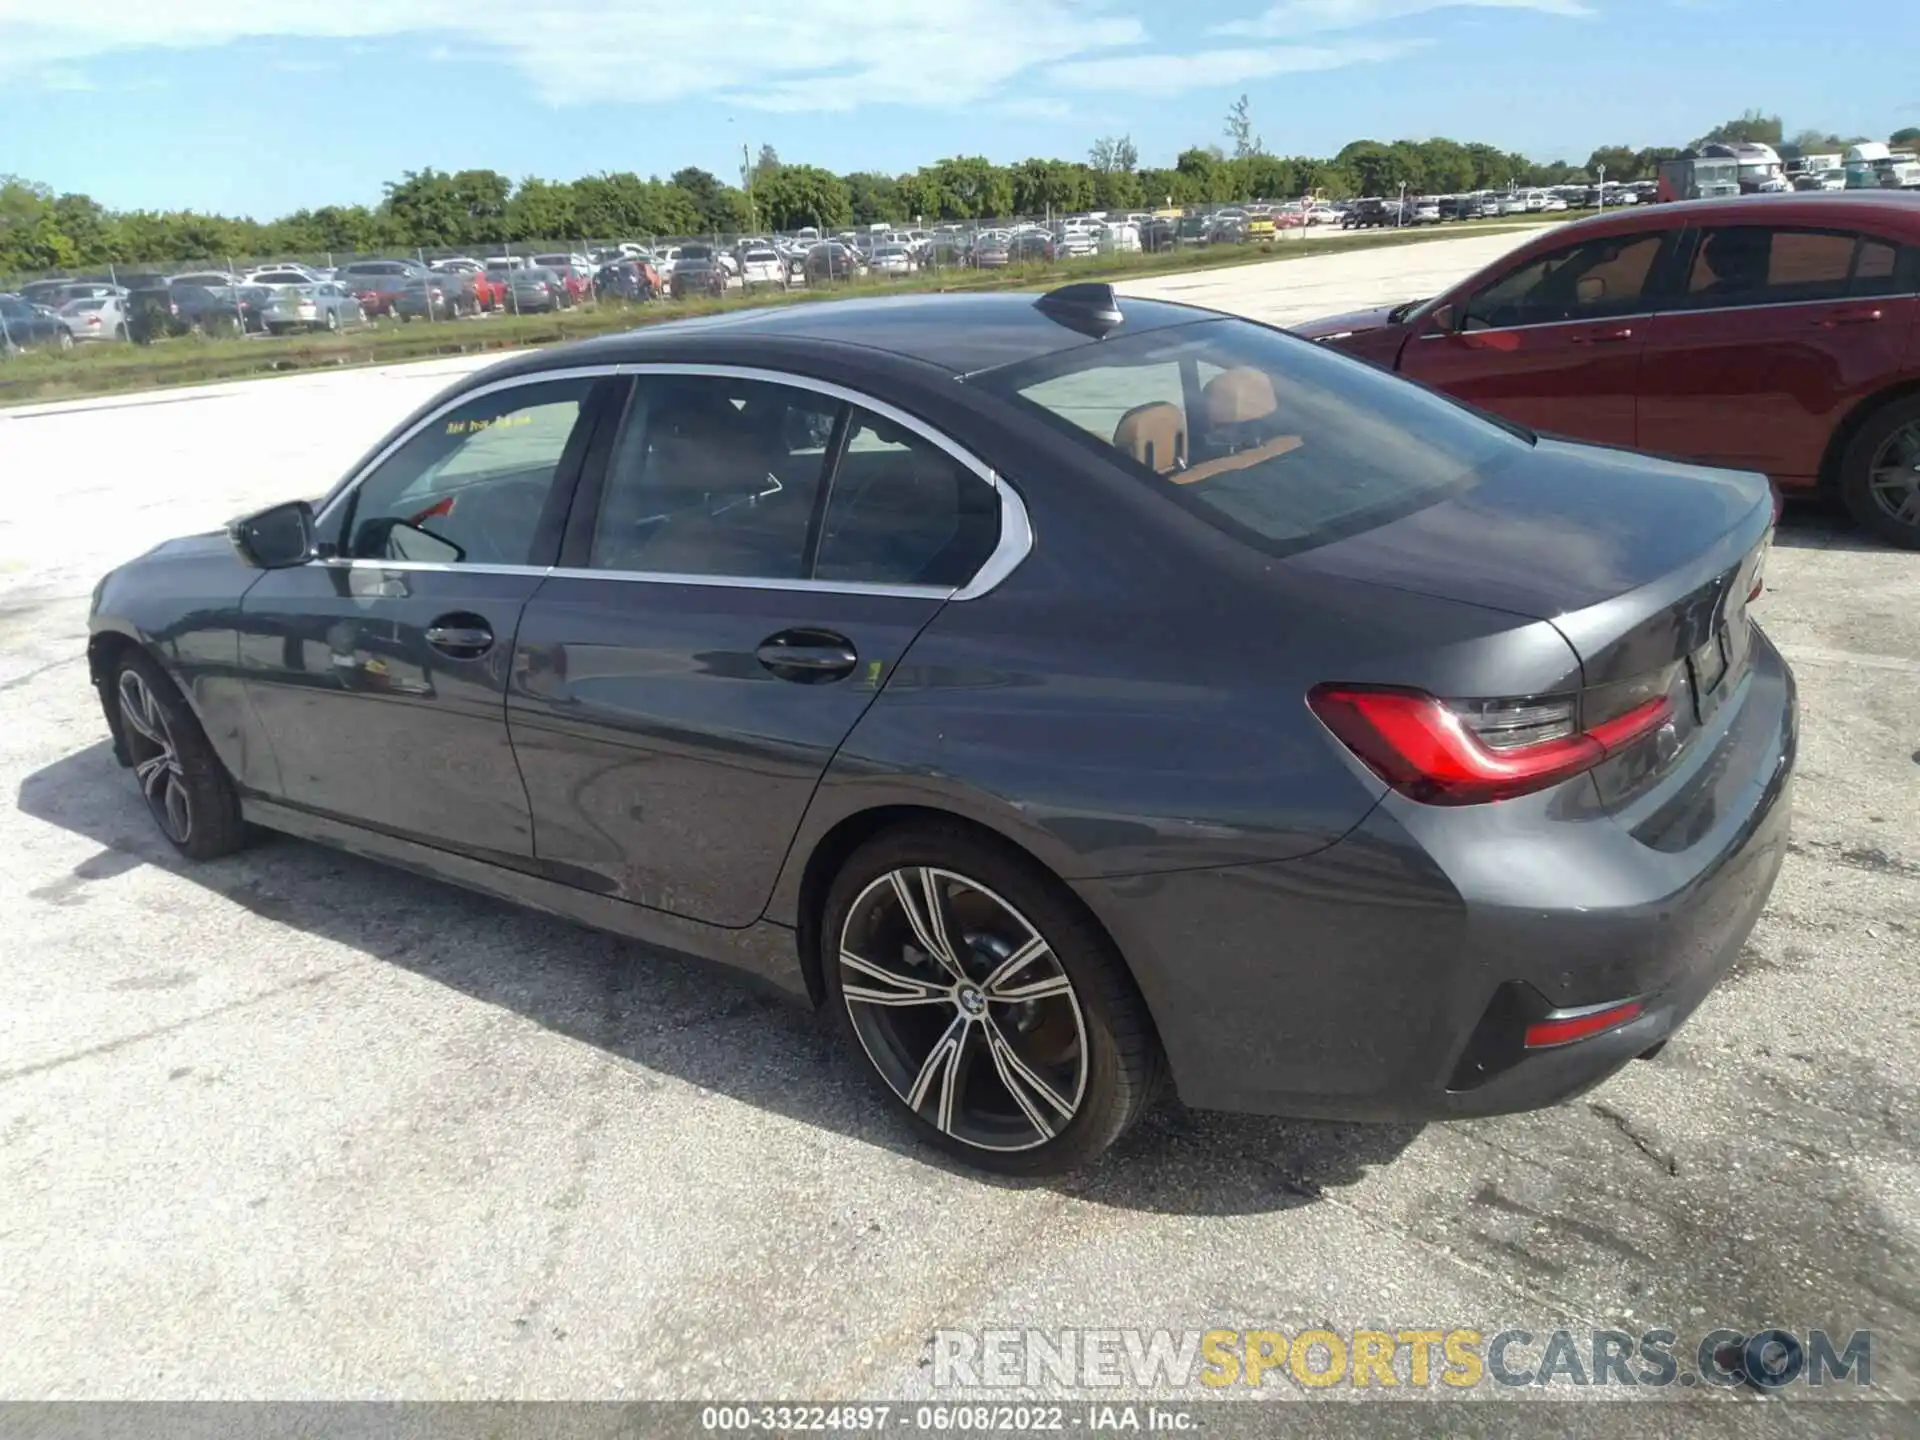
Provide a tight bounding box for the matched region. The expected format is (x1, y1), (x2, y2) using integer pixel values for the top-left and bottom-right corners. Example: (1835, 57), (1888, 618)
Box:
(508, 579), (943, 923)
(1398, 321), (1646, 446)
(507, 376), (1004, 927)
(238, 565), (546, 861)
(1639, 298), (1918, 479)
(1402, 228), (1675, 447)
(1637, 227), (1918, 481)
(237, 374), (610, 860)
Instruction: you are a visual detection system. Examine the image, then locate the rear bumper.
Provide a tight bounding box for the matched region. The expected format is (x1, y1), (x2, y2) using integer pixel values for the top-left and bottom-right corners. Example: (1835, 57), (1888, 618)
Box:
(1076, 627), (1797, 1122)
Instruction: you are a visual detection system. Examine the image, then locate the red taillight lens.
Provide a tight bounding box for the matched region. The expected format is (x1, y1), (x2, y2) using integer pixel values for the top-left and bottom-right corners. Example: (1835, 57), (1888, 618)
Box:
(1524, 1000), (1643, 1049)
(1307, 685), (1673, 806)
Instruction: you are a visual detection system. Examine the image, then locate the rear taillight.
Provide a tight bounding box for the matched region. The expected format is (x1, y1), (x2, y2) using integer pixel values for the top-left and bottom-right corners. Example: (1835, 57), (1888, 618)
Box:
(1307, 685), (1674, 806)
(1524, 1000), (1643, 1049)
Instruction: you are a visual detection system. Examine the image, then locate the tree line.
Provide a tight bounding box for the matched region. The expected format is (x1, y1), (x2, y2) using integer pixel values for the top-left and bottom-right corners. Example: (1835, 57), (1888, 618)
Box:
(0, 107), (1900, 275)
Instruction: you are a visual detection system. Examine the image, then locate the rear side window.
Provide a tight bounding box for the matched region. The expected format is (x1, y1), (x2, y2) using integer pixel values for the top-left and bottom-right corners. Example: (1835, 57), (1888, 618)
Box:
(815, 412), (1001, 588)
(977, 317), (1522, 557)
(1463, 232), (1666, 329)
(590, 375), (838, 580)
(1680, 227), (1906, 308)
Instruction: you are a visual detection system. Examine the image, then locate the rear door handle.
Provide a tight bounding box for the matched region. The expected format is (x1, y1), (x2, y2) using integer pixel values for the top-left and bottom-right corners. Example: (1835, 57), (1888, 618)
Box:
(1815, 308), (1884, 327)
(424, 615), (494, 658)
(1570, 326), (1634, 344)
(756, 628), (858, 684)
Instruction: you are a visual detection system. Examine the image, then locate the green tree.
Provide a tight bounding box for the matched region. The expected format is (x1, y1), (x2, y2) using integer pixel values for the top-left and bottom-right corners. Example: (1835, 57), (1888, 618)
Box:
(1586, 145), (1641, 181)
(506, 177), (582, 241)
(1694, 110), (1784, 148)
(920, 157), (1013, 219)
(756, 164), (852, 233)
(1891, 127), (1920, 147)
(845, 172), (904, 226)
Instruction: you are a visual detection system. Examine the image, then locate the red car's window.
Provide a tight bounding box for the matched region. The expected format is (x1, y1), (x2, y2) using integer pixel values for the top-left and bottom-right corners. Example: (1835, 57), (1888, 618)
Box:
(1681, 227), (1904, 308)
(1461, 233), (1665, 330)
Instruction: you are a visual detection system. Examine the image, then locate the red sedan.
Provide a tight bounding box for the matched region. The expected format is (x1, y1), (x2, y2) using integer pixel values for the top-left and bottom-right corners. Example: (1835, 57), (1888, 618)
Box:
(1293, 193), (1920, 548)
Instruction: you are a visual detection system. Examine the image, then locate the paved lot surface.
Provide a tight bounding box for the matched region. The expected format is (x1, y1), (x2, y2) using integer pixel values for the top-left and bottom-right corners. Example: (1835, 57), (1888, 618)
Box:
(2, 230), (1916, 1408)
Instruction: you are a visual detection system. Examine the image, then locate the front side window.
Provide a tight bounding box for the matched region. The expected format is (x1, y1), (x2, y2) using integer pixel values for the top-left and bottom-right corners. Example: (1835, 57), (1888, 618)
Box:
(589, 375), (839, 579)
(337, 378), (594, 566)
(977, 317), (1523, 557)
(1462, 232), (1666, 329)
(1679, 227), (1905, 309)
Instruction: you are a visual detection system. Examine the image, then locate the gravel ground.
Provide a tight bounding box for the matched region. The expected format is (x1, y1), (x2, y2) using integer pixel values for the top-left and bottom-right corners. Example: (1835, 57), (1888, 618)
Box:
(1, 229), (1915, 1416)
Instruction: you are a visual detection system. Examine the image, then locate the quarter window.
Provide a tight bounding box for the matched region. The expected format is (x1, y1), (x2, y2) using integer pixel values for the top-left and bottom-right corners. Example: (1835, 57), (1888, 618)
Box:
(337, 378), (594, 566)
(815, 411), (1001, 588)
(589, 375), (839, 579)
(1462, 233), (1665, 329)
(1680, 227), (1905, 308)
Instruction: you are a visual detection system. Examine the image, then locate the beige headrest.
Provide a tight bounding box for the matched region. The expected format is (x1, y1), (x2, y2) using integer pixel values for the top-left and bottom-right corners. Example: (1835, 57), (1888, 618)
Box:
(1203, 367), (1278, 426)
(1113, 401), (1187, 475)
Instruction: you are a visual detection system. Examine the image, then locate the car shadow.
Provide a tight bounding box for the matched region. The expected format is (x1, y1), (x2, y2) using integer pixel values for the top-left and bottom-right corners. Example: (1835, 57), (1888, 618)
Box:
(1771, 499), (1884, 553)
(16, 739), (1423, 1216)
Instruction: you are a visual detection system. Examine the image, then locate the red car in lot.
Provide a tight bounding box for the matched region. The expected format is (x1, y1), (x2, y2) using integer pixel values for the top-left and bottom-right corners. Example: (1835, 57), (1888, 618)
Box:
(1293, 194), (1920, 548)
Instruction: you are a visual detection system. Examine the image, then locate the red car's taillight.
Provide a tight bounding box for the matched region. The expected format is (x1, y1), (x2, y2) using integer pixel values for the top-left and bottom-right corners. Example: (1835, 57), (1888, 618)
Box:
(1307, 685), (1673, 806)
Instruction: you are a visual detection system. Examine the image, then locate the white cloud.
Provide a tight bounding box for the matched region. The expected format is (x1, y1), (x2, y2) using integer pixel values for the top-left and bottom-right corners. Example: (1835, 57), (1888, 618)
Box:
(1049, 38), (1423, 95)
(996, 97), (1078, 121)
(0, 1), (1144, 109)
(1212, 0), (1590, 38)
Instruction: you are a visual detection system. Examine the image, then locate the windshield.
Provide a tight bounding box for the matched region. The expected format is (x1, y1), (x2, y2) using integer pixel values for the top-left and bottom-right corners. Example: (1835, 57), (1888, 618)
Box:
(975, 317), (1526, 557)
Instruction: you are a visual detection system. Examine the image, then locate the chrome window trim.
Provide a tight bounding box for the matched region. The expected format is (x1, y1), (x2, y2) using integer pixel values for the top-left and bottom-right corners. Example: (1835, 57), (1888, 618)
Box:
(312, 359), (1034, 602)
(1438, 308), (1660, 337)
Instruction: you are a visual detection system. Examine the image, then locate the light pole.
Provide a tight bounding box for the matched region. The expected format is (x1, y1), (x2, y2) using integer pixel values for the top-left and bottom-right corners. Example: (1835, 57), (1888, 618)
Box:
(1597, 163), (1606, 214)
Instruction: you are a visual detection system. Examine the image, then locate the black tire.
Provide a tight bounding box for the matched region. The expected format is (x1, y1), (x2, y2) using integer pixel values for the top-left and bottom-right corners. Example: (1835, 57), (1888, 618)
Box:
(1837, 393), (1920, 549)
(112, 649), (250, 862)
(821, 822), (1164, 1175)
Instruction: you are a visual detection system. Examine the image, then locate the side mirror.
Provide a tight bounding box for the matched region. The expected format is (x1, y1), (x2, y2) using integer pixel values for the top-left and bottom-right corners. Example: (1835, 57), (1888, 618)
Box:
(1427, 302), (1457, 334)
(228, 499), (316, 569)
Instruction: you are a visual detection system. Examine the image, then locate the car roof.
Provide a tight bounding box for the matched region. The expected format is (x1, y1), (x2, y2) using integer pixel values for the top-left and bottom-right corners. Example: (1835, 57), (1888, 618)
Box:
(1568, 192), (1920, 235)
(481, 290), (1215, 379)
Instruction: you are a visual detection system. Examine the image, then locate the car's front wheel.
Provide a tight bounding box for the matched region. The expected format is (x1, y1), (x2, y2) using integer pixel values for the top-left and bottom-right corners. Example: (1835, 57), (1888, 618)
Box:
(823, 823), (1163, 1174)
(1839, 394), (1920, 550)
(113, 650), (249, 861)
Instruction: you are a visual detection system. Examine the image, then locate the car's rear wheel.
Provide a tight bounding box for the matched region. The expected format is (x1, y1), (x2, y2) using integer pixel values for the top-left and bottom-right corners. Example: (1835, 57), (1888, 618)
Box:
(822, 823), (1162, 1174)
(113, 650), (249, 862)
(1840, 395), (1920, 549)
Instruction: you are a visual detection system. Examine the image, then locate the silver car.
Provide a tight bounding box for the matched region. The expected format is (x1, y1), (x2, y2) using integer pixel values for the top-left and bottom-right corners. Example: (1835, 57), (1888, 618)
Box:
(256, 282), (364, 335)
(58, 295), (129, 342)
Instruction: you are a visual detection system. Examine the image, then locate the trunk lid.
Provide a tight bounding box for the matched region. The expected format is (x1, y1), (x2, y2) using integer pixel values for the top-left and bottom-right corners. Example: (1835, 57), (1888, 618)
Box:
(1294, 437), (1776, 811)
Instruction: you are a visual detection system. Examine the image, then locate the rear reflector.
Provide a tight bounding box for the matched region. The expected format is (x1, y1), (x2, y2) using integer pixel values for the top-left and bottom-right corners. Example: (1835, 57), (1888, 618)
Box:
(1308, 685), (1673, 806)
(1524, 1000), (1644, 1049)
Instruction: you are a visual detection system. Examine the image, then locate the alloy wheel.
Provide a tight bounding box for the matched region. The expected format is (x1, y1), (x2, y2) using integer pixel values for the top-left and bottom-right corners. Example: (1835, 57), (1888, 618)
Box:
(838, 867), (1087, 1152)
(1868, 421), (1920, 529)
(117, 668), (192, 844)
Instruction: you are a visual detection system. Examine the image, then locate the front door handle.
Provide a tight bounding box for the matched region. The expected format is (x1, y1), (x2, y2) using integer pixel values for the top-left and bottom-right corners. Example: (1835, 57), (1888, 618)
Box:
(1815, 308), (1884, 328)
(1570, 326), (1634, 344)
(425, 615), (494, 659)
(756, 628), (858, 684)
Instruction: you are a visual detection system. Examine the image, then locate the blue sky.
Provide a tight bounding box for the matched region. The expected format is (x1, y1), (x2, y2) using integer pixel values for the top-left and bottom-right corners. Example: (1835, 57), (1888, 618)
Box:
(0, 0), (1906, 217)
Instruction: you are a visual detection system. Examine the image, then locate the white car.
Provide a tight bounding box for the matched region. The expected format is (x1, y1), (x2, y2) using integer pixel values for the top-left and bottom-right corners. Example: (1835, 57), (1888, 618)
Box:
(1100, 220), (1141, 252)
(1542, 195), (1569, 212)
(1497, 194), (1528, 216)
(58, 294), (128, 341)
(245, 264), (323, 286)
(1054, 225), (1099, 257)
(868, 244), (915, 276)
(739, 248), (785, 286)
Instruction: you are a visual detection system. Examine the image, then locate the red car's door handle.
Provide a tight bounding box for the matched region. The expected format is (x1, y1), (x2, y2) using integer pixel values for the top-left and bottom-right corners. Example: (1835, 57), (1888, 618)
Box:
(1570, 326), (1634, 344)
(1815, 308), (1884, 327)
